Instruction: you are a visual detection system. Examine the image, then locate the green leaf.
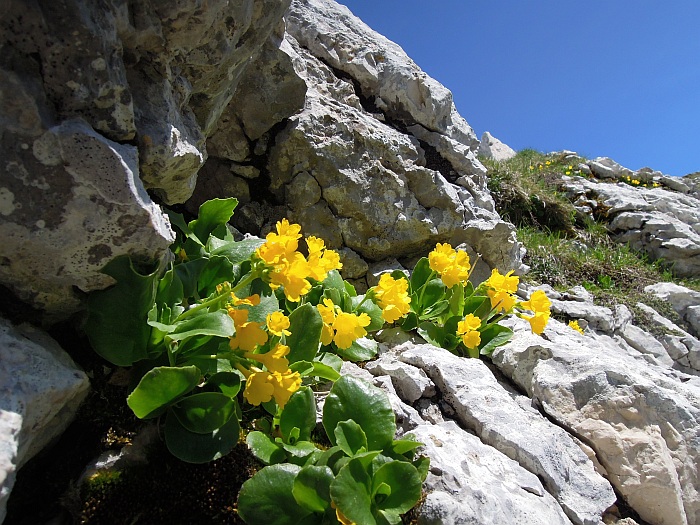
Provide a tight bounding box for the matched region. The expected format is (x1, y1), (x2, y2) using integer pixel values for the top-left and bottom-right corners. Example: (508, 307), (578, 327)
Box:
(419, 278), (447, 313)
(448, 282), (465, 317)
(391, 437), (424, 456)
(479, 324), (514, 357)
(323, 375), (395, 451)
(278, 440), (321, 465)
(173, 258), (209, 299)
(293, 465), (335, 514)
(413, 456), (431, 482)
(330, 458), (375, 525)
(167, 311), (234, 342)
(172, 392), (237, 434)
(335, 420), (368, 456)
(197, 255), (236, 297)
(243, 291), (280, 324)
(322, 269), (345, 292)
(334, 337), (378, 362)
(85, 256), (159, 366)
(164, 410), (239, 464)
(280, 387), (316, 443)
(409, 258), (432, 292)
(319, 352), (343, 372)
(127, 366), (201, 419)
(206, 372), (241, 397)
(400, 312), (419, 331)
(246, 431), (286, 466)
(189, 198), (238, 244)
(211, 237), (266, 265)
(307, 361), (341, 382)
(463, 294), (491, 319)
(372, 461), (422, 515)
(156, 266), (185, 308)
(238, 464), (314, 525)
(287, 303), (322, 363)
(352, 296), (384, 331)
(417, 322), (444, 348)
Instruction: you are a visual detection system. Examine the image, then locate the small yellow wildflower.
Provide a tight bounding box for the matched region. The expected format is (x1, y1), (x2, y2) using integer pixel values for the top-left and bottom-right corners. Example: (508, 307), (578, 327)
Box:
(373, 273), (411, 323)
(306, 236), (343, 281)
(316, 298), (371, 349)
(245, 343), (290, 374)
(242, 368), (302, 408)
(545, 160), (551, 165)
(266, 311), (291, 337)
(428, 243), (471, 288)
(456, 313), (481, 349)
(269, 251), (312, 302)
(519, 289), (551, 335)
(231, 293), (260, 307)
(569, 320), (584, 334)
(333, 311), (371, 349)
(483, 269), (519, 312)
(243, 371), (275, 406)
(229, 308), (269, 351)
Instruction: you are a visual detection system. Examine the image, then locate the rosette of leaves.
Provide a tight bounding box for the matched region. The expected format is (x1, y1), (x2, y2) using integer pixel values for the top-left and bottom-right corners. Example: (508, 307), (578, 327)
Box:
(84, 199), (338, 462)
(238, 376), (428, 525)
(395, 259), (513, 358)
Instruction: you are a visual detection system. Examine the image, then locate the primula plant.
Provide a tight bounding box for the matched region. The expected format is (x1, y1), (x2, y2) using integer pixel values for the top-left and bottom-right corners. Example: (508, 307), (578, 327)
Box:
(84, 197), (551, 522)
(85, 198), (386, 462)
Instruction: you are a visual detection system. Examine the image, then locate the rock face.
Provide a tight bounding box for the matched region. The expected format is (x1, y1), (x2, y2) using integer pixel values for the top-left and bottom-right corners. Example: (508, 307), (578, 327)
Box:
(193, 0), (524, 282)
(492, 318), (700, 525)
(0, 0), (291, 319)
(3, 1), (700, 524)
(478, 131), (517, 161)
(0, 317), (90, 523)
(562, 176), (700, 278)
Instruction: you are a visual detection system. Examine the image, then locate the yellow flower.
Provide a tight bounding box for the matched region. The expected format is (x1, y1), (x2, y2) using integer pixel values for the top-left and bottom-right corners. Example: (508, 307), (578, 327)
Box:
(266, 311), (291, 337)
(523, 312), (549, 335)
(231, 293), (260, 307)
(256, 219), (301, 265)
(457, 313), (482, 349)
(269, 251), (312, 302)
(306, 236), (343, 281)
(229, 308), (269, 351)
(245, 343), (290, 374)
(374, 273), (411, 323)
(317, 298), (371, 349)
(545, 160), (551, 165)
(428, 243), (471, 288)
(243, 371), (275, 406)
(568, 320), (584, 334)
(242, 368), (302, 408)
(317, 298), (337, 346)
(270, 370), (302, 408)
(333, 311), (371, 349)
(484, 269), (519, 312)
(520, 289), (551, 315)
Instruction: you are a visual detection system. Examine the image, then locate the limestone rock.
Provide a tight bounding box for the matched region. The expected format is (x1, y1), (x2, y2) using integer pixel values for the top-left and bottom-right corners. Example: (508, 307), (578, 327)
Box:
(286, 0), (479, 151)
(0, 318), (90, 523)
(644, 282), (700, 338)
(412, 422), (572, 525)
(478, 131), (517, 161)
(0, 119), (174, 320)
(492, 317), (700, 525)
(587, 157), (633, 180)
(561, 177), (700, 277)
(398, 343), (615, 525)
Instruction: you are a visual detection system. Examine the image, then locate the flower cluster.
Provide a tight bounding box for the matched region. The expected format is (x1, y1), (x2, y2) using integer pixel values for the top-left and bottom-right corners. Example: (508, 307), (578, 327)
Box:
(372, 273), (411, 323)
(255, 219), (342, 302)
(317, 298), (371, 349)
(428, 243), (471, 288)
(620, 174), (661, 188)
(457, 314), (481, 349)
(568, 320), (584, 334)
(518, 289), (551, 335)
(483, 269), (519, 313)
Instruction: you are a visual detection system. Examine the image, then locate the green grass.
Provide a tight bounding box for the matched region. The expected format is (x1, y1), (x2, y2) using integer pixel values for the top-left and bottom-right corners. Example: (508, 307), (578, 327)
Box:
(482, 148), (700, 333)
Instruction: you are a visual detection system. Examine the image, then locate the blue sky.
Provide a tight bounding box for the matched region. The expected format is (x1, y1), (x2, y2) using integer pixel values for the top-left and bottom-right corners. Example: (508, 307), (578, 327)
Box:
(339, 1), (700, 177)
